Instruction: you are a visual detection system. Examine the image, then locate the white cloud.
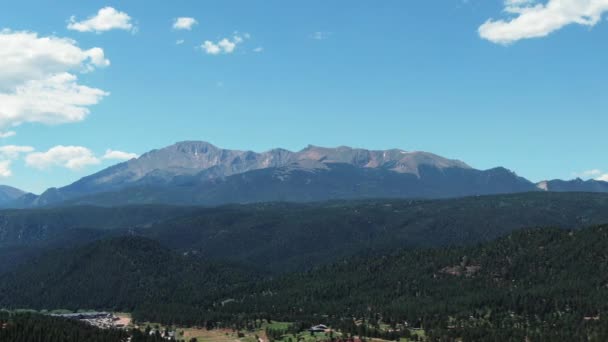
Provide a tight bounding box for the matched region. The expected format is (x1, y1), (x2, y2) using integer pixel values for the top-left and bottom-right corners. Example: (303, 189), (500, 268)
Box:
(201, 34), (247, 55)
(0, 145), (34, 159)
(102, 149), (138, 160)
(176, 39), (185, 45)
(578, 169), (602, 177)
(218, 39), (237, 53)
(173, 17), (197, 30)
(68, 7), (135, 33)
(574, 169), (608, 182)
(0, 131), (16, 138)
(505, 0), (536, 5)
(0, 30), (109, 129)
(311, 31), (331, 40)
(202, 41), (222, 55)
(0, 144), (34, 177)
(479, 0), (608, 44)
(0, 160), (11, 177)
(25, 145), (100, 170)
(0, 30), (109, 90)
(253, 46), (264, 53)
(0, 73), (109, 127)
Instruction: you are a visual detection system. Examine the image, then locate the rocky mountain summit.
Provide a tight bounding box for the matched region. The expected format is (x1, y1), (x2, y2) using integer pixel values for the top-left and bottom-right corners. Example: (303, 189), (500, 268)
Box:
(3, 141), (607, 207)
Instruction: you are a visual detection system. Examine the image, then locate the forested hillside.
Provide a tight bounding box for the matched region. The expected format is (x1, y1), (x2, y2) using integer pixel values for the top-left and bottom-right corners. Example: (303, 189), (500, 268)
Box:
(0, 237), (256, 325)
(0, 205), (197, 273)
(218, 225), (608, 340)
(0, 311), (128, 342)
(4, 192), (608, 275)
(138, 192), (608, 272)
(5, 224), (608, 340)
(0, 205), (197, 248)
(0, 311), (181, 341)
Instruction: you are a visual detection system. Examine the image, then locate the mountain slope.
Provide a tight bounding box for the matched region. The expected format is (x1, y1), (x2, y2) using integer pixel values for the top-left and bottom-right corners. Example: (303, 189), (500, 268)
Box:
(0, 205), (197, 248)
(537, 178), (608, 192)
(0, 312), (129, 342)
(215, 225), (608, 340)
(0, 236), (256, 325)
(134, 192), (608, 272)
(5, 224), (608, 339)
(0, 185), (25, 206)
(4, 192), (608, 274)
(0, 205), (198, 274)
(12, 141), (525, 207)
(8, 141), (608, 208)
(63, 163), (536, 206)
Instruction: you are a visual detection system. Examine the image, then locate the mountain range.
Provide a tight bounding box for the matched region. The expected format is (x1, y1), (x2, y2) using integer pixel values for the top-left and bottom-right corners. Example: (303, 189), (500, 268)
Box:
(3, 141), (608, 207)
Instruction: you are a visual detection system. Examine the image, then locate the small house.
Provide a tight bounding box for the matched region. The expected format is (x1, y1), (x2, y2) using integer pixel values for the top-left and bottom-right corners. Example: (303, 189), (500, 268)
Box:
(309, 324), (328, 332)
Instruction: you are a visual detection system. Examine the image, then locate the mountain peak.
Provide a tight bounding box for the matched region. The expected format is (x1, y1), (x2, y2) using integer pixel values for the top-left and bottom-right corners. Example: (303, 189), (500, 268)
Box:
(9, 141), (506, 208)
(172, 140), (221, 149)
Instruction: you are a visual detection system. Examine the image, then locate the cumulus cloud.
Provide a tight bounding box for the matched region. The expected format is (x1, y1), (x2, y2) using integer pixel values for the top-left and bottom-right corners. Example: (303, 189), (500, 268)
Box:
(25, 145), (101, 170)
(176, 39), (185, 45)
(0, 145), (35, 159)
(0, 73), (109, 127)
(0, 160), (12, 177)
(479, 0), (608, 44)
(173, 17), (197, 30)
(0, 30), (109, 90)
(505, 0), (536, 5)
(102, 149), (138, 160)
(576, 169), (603, 178)
(253, 46), (264, 53)
(68, 7), (135, 33)
(0, 131), (16, 138)
(0, 145), (35, 177)
(201, 34), (247, 55)
(574, 169), (608, 182)
(0, 30), (109, 129)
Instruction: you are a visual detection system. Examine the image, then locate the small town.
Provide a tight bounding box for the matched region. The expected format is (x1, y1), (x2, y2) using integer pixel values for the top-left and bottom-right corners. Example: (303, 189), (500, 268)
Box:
(51, 311), (130, 330)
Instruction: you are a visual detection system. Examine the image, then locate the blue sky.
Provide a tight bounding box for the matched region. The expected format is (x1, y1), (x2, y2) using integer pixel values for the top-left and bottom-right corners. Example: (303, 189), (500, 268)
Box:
(1, 0), (607, 193)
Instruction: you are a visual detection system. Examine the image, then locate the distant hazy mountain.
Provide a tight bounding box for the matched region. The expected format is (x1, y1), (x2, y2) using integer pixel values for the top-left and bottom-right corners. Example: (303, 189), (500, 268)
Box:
(536, 178), (608, 192)
(7, 141), (608, 207)
(61, 163), (536, 207)
(0, 185), (26, 206)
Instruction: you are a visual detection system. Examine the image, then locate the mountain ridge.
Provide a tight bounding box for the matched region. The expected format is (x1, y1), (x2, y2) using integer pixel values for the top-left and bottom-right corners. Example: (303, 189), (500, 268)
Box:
(5, 141), (608, 208)
(0, 185), (26, 206)
(4, 192), (608, 275)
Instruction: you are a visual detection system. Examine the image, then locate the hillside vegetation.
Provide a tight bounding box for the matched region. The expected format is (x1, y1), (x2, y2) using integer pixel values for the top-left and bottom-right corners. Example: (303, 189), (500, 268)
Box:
(139, 192), (608, 272)
(3, 192), (608, 275)
(4, 224), (608, 340)
(0, 237), (256, 325)
(0, 311), (129, 342)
